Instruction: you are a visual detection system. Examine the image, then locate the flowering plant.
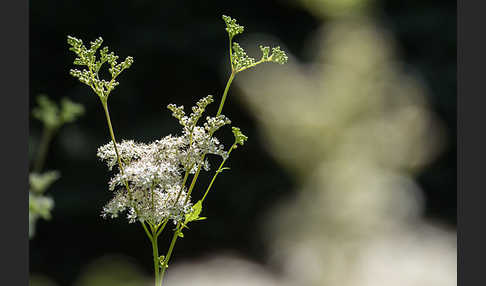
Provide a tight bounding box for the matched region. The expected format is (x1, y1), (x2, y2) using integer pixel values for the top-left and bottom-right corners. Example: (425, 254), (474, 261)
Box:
(67, 15), (287, 286)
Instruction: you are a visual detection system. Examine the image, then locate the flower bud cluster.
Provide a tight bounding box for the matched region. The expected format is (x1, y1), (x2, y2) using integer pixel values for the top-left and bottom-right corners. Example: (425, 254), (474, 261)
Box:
(232, 42), (256, 71)
(259, 45), (288, 65)
(222, 16), (289, 72)
(168, 95), (215, 128)
(67, 35), (133, 98)
(204, 115), (232, 134)
(269, 46), (288, 64)
(222, 15), (244, 38)
(232, 127), (248, 147)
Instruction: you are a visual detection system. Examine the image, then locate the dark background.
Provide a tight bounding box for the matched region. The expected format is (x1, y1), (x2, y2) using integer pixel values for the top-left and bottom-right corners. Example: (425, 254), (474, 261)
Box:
(29, 1), (456, 285)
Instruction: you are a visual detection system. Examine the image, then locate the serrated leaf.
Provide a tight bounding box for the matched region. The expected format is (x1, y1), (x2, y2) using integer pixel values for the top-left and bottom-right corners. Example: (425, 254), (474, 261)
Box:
(184, 200), (206, 225)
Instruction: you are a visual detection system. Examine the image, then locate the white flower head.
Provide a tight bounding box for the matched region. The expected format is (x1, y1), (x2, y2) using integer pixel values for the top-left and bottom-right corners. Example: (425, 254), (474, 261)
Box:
(98, 97), (230, 225)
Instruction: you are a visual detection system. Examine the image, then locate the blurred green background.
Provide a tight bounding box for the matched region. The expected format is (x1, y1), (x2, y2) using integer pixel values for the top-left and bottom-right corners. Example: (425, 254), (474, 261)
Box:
(29, 1), (455, 285)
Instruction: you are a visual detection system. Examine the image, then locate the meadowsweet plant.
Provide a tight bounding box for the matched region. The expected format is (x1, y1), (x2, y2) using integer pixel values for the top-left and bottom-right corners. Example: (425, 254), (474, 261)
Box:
(67, 15), (287, 286)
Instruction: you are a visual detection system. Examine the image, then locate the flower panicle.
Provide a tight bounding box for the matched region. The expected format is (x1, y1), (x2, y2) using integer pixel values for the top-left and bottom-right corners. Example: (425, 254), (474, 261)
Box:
(67, 35), (133, 99)
(97, 98), (231, 225)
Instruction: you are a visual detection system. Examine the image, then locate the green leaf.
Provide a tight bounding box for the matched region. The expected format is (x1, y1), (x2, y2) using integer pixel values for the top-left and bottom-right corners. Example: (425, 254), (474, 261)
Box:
(32, 95), (84, 130)
(183, 200), (208, 227)
(29, 171), (61, 194)
(32, 95), (60, 129)
(60, 97), (85, 124)
(185, 200), (203, 223)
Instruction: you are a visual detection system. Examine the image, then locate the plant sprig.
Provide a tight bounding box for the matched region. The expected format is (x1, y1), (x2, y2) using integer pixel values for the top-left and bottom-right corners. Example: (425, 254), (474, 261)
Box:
(222, 15), (288, 73)
(67, 36), (134, 100)
(29, 95), (84, 238)
(67, 15), (287, 286)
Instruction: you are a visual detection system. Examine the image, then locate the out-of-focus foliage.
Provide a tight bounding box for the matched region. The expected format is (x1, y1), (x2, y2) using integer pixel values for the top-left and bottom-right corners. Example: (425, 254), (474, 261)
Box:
(29, 95), (84, 238)
(29, 171), (59, 238)
(32, 95), (85, 130)
(29, 171), (61, 194)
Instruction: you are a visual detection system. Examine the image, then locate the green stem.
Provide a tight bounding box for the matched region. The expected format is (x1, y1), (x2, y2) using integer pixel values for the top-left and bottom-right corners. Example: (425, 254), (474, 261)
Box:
(216, 71), (235, 117)
(101, 99), (123, 173)
(33, 126), (55, 173)
(183, 31), (238, 200)
(141, 221), (153, 242)
(159, 222), (182, 286)
(174, 130), (196, 204)
(101, 98), (152, 272)
(184, 69), (237, 201)
(159, 40), (239, 285)
(150, 225), (160, 286)
(100, 98), (135, 208)
(185, 161), (203, 203)
(179, 67), (237, 205)
(173, 109), (205, 206)
(178, 167), (191, 196)
(156, 219), (169, 237)
(236, 58), (268, 73)
(229, 36), (234, 70)
(201, 144), (236, 202)
(151, 184), (155, 212)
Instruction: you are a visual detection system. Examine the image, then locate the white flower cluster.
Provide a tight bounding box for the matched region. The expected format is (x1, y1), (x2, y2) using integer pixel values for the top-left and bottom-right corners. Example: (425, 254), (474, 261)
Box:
(97, 96), (231, 225)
